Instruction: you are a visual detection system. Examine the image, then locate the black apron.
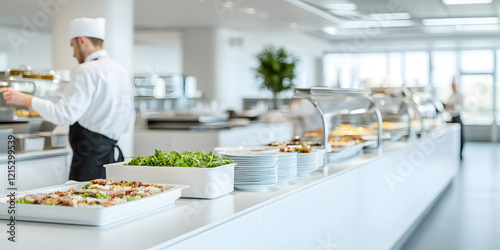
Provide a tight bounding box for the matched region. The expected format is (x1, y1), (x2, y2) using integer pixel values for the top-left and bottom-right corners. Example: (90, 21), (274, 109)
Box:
(69, 122), (124, 181)
(68, 56), (124, 181)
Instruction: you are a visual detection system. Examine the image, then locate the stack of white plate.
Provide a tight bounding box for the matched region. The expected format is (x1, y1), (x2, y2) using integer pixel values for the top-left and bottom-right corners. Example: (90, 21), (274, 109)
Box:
(296, 151), (319, 177)
(0, 129), (13, 154)
(0, 108), (14, 121)
(224, 152), (278, 192)
(276, 152), (297, 185)
(214, 146), (278, 155)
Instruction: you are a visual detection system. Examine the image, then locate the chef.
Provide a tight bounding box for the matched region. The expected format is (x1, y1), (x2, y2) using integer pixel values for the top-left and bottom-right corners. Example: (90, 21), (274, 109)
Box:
(2, 17), (134, 181)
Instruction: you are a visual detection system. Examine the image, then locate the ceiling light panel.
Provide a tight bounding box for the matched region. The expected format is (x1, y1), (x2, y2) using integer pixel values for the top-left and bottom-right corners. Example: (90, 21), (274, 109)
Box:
(369, 13), (411, 20)
(443, 0), (492, 5)
(422, 17), (498, 26)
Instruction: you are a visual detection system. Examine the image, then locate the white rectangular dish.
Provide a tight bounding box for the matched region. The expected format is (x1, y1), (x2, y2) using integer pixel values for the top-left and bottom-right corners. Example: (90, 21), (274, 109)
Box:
(104, 163), (235, 199)
(0, 182), (187, 226)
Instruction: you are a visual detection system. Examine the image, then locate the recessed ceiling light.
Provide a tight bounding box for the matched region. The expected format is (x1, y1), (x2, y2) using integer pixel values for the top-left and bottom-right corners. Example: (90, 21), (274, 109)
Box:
(455, 24), (500, 31)
(422, 17), (498, 26)
(323, 27), (338, 35)
(290, 23), (299, 29)
(324, 3), (357, 11)
(341, 20), (413, 29)
(443, 0), (492, 5)
(369, 13), (411, 20)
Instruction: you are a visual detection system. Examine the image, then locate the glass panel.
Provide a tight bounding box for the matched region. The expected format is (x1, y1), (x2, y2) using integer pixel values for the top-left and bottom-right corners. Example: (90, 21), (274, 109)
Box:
(460, 75), (494, 125)
(461, 50), (494, 73)
(404, 51), (429, 87)
(432, 51), (457, 103)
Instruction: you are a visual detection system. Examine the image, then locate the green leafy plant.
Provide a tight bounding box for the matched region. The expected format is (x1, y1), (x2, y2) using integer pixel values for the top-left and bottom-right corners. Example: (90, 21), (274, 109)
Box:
(255, 45), (299, 101)
(126, 150), (234, 168)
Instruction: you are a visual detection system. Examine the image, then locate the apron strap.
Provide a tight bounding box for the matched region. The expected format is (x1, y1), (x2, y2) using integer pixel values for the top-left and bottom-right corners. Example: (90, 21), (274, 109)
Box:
(113, 144), (124, 162)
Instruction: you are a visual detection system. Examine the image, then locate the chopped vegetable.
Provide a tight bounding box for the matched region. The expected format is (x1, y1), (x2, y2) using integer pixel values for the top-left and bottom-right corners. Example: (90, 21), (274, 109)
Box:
(126, 195), (142, 201)
(126, 150), (233, 168)
(15, 199), (34, 204)
(82, 193), (89, 198)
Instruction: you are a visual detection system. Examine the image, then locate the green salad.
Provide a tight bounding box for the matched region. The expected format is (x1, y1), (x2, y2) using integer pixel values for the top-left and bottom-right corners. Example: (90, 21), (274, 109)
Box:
(126, 150), (233, 168)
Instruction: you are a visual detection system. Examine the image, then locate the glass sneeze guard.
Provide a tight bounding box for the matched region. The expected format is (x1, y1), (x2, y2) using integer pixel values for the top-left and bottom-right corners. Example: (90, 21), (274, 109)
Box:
(292, 87), (383, 152)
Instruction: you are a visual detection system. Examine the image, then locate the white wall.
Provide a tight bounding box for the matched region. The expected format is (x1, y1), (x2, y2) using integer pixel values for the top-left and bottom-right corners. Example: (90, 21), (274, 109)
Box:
(0, 26), (52, 71)
(133, 42), (182, 75)
(214, 28), (333, 111)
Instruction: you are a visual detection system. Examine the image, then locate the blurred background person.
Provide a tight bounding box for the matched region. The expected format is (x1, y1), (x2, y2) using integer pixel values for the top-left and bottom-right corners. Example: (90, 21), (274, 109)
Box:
(445, 77), (465, 159)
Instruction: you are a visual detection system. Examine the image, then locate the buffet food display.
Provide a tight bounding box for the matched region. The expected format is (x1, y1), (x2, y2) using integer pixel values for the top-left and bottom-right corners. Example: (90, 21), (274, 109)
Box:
(0, 179), (187, 226)
(291, 88), (383, 159)
(370, 87), (415, 140)
(106, 150), (235, 199)
(11, 179), (174, 207)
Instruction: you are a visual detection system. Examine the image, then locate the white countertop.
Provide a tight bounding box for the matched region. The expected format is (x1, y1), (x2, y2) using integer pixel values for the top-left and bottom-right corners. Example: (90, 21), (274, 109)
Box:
(0, 125), (458, 250)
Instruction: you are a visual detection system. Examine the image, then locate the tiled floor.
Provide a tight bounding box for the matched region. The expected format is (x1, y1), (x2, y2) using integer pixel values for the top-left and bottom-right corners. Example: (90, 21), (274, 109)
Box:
(402, 142), (500, 250)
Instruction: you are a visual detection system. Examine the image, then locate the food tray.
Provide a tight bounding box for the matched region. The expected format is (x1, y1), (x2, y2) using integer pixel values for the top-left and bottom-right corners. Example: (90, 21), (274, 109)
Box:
(0, 182), (187, 226)
(105, 163), (235, 199)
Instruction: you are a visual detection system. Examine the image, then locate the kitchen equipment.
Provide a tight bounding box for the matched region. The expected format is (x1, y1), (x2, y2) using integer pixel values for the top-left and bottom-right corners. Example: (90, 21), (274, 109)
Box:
(14, 134), (45, 152)
(34, 132), (68, 149)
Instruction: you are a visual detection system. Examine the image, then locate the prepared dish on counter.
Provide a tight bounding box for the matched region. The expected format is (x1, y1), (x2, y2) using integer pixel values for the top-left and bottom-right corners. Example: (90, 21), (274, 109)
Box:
(373, 121), (407, 130)
(9, 179), (174, 208)
(126, 150), (233, 168)
(279, 145), (316, 153)
(330, 125), (374, 137)
(15, 109), (40, 117)
(304, 128), (323, 137)
(268, 140), (322, 147)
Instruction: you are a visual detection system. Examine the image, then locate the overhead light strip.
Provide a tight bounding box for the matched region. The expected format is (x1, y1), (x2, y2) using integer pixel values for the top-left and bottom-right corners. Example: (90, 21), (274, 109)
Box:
(422, 17), (499, 26)
(443, 0), (492, 5)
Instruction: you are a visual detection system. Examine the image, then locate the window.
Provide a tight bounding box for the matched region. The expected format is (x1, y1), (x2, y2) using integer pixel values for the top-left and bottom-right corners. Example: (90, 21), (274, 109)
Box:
(460, 75), (494, 124)
(432, 51), (457, 103)
(461, 50), (494, 73)
(358, 53), (386, 88)
(404, 51), (429, 87)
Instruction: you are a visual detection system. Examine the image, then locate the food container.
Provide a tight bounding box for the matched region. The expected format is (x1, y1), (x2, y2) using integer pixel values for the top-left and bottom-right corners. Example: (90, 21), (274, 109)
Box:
(14, 134), (45, 152)
(104, 162), (235, 199)
(0, 182), (188, 226)
(35, 132), (68, 149)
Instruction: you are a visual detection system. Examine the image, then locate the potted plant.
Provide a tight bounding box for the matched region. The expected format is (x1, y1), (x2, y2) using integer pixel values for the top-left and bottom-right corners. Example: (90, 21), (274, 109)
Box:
(255, 45), (299, 109)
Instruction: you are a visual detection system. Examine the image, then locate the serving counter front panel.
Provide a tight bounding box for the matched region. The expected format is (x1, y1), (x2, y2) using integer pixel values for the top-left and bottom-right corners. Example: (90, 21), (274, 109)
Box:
(0, 125), (459, 250)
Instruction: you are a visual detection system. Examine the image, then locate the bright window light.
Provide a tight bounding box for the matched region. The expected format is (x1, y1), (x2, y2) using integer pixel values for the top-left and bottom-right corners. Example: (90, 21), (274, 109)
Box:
(443, 0), (492, 5)
(369, 13), (411, 20)
(422, 17), (498, 26)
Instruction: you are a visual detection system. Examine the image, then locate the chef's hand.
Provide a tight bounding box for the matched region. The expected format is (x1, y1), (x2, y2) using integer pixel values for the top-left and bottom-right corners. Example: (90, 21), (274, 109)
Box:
(2, 87), (33, 107)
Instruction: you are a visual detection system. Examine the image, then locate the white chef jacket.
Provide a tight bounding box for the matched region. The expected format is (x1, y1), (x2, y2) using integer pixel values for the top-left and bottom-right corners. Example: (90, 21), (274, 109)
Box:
(446, 91), (465, 118)
(31, 50), (134, 140)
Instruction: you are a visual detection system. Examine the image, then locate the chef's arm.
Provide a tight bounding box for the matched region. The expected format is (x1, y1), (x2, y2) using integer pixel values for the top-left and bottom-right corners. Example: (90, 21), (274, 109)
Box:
(2, 88), (33, 107)
(31, 67), (96, 125)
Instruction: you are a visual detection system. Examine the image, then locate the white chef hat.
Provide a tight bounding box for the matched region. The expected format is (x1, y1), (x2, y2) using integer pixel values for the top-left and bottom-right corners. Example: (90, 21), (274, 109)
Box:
(69, 17), (106, 40)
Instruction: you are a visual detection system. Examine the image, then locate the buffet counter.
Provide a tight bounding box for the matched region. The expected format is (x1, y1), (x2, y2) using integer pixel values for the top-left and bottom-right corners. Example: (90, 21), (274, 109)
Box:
(0, 125), (460, 250)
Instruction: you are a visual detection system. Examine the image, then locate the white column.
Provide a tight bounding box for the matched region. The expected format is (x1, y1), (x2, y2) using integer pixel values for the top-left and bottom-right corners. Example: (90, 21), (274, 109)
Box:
(51, 0), (135, 157)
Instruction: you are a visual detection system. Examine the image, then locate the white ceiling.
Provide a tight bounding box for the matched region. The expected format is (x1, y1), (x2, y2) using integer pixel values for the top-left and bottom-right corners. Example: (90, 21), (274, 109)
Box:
(1, 0), (500, 43)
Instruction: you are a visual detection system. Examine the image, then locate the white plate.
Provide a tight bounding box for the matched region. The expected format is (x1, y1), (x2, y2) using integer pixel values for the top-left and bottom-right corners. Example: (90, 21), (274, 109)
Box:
(0, 182), (188, 226)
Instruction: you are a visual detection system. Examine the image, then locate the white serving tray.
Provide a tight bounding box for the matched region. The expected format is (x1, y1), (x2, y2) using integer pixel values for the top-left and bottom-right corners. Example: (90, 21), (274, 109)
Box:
(0, 181), (187, 226)
(105, 163), (235, 199)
